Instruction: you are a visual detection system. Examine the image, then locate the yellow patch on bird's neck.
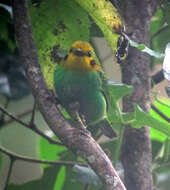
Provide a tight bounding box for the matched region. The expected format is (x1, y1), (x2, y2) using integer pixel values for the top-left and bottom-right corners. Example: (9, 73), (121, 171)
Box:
(61, 41), (101, 72)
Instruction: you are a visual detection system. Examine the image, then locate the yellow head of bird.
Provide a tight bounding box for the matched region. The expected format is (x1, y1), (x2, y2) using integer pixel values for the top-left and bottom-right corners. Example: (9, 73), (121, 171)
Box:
(61, 41), (101, 72)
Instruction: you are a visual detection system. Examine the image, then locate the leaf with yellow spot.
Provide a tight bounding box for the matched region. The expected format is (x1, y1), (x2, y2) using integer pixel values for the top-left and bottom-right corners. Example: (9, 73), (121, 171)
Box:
(75, 0), (123, 53)
(29, 0), (90, 89)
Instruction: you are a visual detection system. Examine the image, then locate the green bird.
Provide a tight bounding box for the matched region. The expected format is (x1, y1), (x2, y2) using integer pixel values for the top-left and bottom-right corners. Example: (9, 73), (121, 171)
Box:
(54, 41), (117, 138)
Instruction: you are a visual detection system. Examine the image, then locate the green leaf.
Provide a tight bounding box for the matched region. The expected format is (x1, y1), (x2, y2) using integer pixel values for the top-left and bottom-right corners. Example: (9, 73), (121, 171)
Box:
(138, 44), (145, 50)
(8, 165), (61, 190)
(150, 99), (170, 142)
(29, 0), (90, 89)
(54, 167), (66, 190)
(131, 104), (170, 137)
(127, 37), (164, 59)
(62, 167), (83, 190)
(76, 0), (122, 53)
(39, 136), (67, 168)
(100, 139), (119, 160)
(108, 81), (133, 102)
(107, 81), (133, 125)
(0, 151), (2, 169)
(150, 9), (164, 35)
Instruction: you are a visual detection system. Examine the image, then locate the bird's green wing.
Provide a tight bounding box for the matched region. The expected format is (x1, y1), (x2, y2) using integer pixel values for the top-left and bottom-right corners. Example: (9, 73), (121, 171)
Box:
(97, 70), (110, 112)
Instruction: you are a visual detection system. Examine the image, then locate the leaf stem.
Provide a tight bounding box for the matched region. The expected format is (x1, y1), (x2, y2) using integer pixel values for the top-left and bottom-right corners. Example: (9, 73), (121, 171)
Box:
(113, 124), (124, 165)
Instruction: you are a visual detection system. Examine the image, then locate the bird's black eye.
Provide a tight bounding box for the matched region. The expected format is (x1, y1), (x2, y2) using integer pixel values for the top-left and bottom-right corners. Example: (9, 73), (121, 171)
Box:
(90, 59), (96, 67)
(69, 48), (73, 53)
(87, 51), (92, 57)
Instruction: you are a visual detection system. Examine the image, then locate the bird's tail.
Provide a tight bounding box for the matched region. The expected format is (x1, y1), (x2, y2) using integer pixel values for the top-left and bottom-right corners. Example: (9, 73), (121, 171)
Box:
(98, 119), (117, 139)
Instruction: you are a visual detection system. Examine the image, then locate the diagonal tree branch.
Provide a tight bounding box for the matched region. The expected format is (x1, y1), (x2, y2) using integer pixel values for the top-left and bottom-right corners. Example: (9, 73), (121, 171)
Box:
(12, 1), (126, 189)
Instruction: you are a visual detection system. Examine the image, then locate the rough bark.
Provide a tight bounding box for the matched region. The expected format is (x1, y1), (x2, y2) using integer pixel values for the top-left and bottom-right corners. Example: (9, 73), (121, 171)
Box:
(120, 1), (158, 190)
(12, 0), (126, 189)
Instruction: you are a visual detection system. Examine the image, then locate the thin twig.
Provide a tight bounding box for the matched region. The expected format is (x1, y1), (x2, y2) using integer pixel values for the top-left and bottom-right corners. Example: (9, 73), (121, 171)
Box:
(0, 104), (64, 145)
(0, 145), (87, 167)
(4, 157), (15, 190)
(3, 108), (33, 126)
(151, 104), (170, 123)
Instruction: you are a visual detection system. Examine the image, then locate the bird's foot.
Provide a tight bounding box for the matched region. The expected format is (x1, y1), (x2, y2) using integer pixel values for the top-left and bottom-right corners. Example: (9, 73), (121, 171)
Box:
(68, 102), (87, 129)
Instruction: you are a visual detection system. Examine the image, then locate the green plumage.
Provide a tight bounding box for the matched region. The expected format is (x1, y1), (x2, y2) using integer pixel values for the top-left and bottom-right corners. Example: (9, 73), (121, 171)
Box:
(54, 66), (106, 124)
(54, 66), (116, 138)
(53, 40), (116, 138)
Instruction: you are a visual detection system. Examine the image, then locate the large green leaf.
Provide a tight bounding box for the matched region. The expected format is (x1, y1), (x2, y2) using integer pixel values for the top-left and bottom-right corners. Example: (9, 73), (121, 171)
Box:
(29, 0), (90, 89)
(0, 151), (2, 170)
(131, 104), (170, 137)
(54, 167), (66, 190)
(107, 81), (133, 126)
(8, 165), (61, 190)
(150, 9), (164, 35)
(38, 136), (67, 168)
(150, 6), (170, 64)
(62, 167), (84, 190)
(108, 81), (133, 102)
(150, 99), (170, 142)
(76, 0), (122, 53)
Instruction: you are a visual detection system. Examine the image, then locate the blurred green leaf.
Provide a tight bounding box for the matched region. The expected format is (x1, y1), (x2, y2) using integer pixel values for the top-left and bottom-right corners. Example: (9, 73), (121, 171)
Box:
(108, 81), (133, 102)
(54, 167), (66, 190)
(152, 140), (163, 160)
(8, 165), (61, 190)
(131, 104), (170, 137)
(150, 99), (170, 142)
(62, 167), (83, 190)
(150, 7), (170, 65)
(76, 0), (122, 53)
(100, 139), (119, 160)
(150, 8), (164, 35)
(0, 152), (2, 169)
(39, 136), (67, 168)
(107, 81), (133, 126)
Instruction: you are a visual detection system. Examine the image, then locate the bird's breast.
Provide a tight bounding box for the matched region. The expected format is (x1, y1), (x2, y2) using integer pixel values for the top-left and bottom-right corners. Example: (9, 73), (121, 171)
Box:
(54, 67), (106, 124)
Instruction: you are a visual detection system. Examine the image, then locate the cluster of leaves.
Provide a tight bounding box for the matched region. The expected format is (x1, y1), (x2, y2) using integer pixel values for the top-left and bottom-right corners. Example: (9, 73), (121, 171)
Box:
(0, 0), (170, 190)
